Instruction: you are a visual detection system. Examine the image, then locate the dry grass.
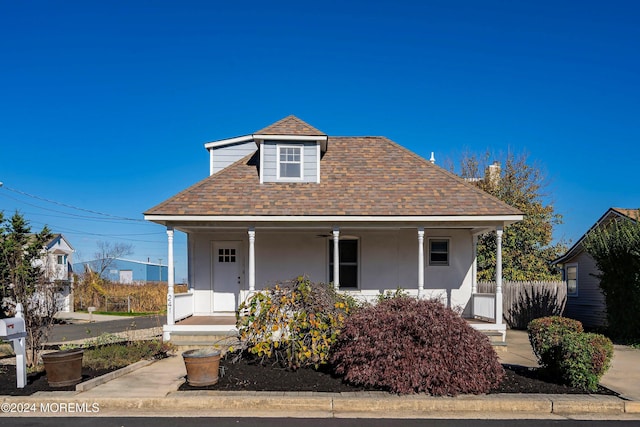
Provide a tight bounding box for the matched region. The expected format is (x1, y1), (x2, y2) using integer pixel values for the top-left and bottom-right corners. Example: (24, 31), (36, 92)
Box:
(74, 274), (187, 313)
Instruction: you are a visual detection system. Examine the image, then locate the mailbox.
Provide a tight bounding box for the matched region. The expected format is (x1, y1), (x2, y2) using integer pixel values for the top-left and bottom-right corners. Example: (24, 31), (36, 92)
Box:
(0, 317), (26, 340)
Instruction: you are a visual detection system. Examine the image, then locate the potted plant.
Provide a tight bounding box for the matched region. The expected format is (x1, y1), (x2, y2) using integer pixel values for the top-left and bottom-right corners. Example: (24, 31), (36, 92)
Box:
(42, 348), (84, 387)
(182, 348), (221, 386)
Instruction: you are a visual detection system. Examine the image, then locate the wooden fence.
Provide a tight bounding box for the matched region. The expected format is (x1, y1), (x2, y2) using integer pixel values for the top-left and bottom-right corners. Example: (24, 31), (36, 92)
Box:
(477, 281), (567, 329)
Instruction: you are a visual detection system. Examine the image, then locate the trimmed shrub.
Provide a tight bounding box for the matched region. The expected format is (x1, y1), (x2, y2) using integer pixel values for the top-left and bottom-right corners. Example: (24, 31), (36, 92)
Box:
(556, 332), (614, 391)
(236, 276), (357, 370)
(330, 297), (504, 395)
(527, 316), (583, 368)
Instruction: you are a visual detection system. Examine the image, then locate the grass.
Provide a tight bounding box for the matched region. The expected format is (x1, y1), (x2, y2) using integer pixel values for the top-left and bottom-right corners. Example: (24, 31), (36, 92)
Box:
(83, 339), (171, 370)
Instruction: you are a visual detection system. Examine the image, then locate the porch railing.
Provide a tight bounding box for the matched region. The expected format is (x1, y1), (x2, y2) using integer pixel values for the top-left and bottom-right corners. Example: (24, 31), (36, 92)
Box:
(472, 293), (496, 321)
(174, 290), (194, 321)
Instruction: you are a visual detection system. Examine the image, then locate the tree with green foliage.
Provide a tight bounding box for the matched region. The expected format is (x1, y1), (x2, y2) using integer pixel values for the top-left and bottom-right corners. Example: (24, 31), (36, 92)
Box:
(454, 151), (566, 281)
(0, 211), (55, 366)
(582, 211), (640, 340)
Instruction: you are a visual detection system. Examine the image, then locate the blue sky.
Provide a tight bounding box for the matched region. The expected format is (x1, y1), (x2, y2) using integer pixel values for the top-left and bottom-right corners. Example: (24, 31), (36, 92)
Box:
(1, 1), (638, 282)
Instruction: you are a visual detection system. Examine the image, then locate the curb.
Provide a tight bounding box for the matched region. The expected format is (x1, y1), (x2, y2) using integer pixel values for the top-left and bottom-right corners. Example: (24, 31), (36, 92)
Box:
(1, 392), (636, 417)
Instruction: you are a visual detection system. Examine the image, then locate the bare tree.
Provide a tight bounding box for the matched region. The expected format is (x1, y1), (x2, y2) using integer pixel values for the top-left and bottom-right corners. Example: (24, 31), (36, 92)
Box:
(92, 241), (134, 278)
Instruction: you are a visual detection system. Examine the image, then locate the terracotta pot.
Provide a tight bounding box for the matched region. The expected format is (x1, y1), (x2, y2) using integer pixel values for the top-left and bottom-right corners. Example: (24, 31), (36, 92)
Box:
(42, 349), (84, 387)
(182, 348), (221, 386)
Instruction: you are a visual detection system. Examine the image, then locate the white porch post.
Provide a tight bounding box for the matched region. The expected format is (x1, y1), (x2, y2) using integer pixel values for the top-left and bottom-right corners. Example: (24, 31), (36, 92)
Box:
(417, 227), (425, 298)
(495, 227), (503, 325)
(248, 227), (256, 292)
(332, 227), (340, 290)
(166, 227), (175, 330)
(472, 234), (478, 295)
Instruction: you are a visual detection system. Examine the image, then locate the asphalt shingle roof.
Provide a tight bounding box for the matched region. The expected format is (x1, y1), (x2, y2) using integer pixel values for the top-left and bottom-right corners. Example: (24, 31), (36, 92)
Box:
(255, 115), (326, 136)
(145, 129), (520, 217)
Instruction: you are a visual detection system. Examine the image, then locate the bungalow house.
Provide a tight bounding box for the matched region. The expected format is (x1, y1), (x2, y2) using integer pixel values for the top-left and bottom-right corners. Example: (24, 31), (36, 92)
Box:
(144, 116), (523, 342)
(553, 208), (638, 328)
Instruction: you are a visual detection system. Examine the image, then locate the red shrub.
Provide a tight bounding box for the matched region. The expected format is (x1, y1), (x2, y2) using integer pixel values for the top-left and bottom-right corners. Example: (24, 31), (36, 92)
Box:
(330, 297), (504, 395)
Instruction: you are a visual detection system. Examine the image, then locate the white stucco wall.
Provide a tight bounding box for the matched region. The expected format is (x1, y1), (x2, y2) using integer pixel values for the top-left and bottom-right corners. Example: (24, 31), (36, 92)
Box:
(187, 228), (474, 314)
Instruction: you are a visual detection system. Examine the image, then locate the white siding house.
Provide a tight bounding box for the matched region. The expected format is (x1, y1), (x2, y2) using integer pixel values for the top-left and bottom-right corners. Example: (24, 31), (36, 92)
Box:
(144, 116), (523, 341)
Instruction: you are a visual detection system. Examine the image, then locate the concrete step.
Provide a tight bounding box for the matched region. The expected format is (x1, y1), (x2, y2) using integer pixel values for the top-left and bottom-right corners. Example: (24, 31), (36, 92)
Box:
(169, 332), (240, 349)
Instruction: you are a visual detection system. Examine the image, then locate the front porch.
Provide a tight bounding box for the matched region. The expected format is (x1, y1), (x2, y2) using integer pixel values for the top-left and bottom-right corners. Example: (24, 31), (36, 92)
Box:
(163, 289), (507, 345)
(159, 222), (511, 344)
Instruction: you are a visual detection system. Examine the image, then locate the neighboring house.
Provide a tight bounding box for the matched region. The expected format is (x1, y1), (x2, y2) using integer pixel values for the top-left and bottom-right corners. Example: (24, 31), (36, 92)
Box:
(73, 258), (170, 284)
(553, 208), (638, 329)
(42, 234), (74, 312)
(144, 115), (523, 341)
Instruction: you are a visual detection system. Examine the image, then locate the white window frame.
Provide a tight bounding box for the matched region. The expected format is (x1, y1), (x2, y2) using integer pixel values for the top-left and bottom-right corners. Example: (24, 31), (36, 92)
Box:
(276, 145), (304, 180)
(328, 237), (360, 289)
(56, 255), (65, 265)
(429, 238), (450, 266)
(566, 263), (578, 297)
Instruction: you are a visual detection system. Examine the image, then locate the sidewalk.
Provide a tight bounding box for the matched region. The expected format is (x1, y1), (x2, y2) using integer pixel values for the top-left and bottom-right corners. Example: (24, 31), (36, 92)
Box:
(2, 329), (640, 418)
(54, 311), (134, 323)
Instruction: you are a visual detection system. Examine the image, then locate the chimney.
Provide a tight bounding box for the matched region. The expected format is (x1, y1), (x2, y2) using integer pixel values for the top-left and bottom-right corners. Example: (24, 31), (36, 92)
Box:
(486, 161), (501, 188)
(429, 152), (435, 164)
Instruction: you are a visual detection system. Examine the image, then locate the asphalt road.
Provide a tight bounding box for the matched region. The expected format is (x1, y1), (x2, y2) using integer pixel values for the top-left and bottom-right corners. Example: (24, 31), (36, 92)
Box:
(47, 314), (166, 343)
(1, 418), (639, 427)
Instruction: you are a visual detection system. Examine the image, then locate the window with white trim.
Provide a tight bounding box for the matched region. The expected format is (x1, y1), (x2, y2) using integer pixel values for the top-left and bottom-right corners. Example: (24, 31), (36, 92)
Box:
(329, 238), (359, 289)
(566, 264), (578, 296)
(277, 145), (302, 179)
(56, 255), (65, 265)
(429, 239), (449, 266)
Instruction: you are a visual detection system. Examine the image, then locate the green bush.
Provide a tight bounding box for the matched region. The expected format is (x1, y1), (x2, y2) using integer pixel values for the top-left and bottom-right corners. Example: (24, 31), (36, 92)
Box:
(330, 297), (504, 395)
(528, 316), (583, 368)
(236, 276), (357, 370)
(557, 332), (613, 391)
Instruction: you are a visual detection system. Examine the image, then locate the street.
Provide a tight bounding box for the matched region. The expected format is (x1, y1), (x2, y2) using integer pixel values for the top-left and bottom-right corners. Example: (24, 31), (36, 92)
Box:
(2, 418), (640, 427)
(48, 314), (166, 343)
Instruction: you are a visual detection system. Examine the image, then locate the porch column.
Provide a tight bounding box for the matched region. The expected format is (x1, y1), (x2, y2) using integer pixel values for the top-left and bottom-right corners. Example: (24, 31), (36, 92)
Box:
(472, 234), (478, 294)
(166, 227), (175, 327)
(248, 227), (256, 292)
(417, 227), (425, 297)
(495, 227), (503, 325)
(332, 227), (340, 290)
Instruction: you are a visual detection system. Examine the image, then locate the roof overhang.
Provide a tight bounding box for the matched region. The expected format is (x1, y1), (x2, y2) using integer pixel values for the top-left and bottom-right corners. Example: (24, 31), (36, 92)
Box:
(204, 134), (329, 152)
(144, 214), (523, 233)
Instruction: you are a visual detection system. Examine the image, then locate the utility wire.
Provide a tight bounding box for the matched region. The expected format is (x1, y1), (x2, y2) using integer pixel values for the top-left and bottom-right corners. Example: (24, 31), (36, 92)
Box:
(1, 185), (147, 222)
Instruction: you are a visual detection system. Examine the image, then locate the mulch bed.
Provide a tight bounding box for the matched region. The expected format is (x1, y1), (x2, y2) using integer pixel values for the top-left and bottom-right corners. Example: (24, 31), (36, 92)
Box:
(0, 365), (117, 396)
(178, 354), (619, 396)
(0, 354), (618, 397)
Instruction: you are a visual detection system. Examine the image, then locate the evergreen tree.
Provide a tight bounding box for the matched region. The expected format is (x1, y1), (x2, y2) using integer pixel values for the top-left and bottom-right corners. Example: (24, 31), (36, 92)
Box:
(0, 211), (54, 366)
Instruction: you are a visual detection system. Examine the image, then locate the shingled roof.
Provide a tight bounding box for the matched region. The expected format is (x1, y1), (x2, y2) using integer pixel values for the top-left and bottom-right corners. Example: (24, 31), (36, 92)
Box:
(255, 115), (326, 136)
(145, 128), (521, 217)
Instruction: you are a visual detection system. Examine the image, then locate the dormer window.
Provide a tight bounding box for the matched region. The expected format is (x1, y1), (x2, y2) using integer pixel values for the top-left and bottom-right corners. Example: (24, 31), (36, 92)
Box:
(277, 145), (303, 179)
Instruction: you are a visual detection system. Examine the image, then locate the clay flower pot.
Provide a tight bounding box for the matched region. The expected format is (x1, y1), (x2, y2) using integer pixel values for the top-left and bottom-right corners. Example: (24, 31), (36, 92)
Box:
(42, 349), (84, 387)
(182, 348), (221, 386)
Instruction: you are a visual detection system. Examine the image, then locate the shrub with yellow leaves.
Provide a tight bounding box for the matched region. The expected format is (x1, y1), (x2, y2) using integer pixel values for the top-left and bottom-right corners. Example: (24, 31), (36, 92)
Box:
(236, 276), (358, 370)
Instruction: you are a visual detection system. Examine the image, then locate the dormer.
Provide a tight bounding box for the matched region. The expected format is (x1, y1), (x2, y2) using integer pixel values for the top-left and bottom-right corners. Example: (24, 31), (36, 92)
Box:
(204, 116), (328, 184)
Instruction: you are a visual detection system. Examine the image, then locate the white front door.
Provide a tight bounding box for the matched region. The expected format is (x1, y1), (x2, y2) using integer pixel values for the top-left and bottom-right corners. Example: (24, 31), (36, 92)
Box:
(212, 241), (242, 312)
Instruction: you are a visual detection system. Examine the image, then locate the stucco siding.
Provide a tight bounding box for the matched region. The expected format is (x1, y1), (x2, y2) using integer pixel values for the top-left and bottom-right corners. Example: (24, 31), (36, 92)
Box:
(564, 250), (607, 328)
(211, 142), (256, 175)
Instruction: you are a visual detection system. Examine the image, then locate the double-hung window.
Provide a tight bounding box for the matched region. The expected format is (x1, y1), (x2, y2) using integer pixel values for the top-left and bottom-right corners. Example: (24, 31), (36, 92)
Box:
(278, 145), (302, 179)
(429, 239), (449, 266)
(566, 264), (578, 296)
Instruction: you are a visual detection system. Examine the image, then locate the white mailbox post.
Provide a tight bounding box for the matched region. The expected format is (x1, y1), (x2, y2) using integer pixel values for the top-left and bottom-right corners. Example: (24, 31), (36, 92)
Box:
(0, 303), (27, 388)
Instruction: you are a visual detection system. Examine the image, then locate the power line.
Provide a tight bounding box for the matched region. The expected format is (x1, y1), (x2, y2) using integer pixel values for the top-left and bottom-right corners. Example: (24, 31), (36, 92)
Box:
(0, 185), (147, 222)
